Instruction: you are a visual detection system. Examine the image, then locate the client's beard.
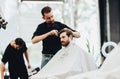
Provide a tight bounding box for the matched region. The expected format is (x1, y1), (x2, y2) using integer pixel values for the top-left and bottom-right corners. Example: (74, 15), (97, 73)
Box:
(61, 41), (70, 47)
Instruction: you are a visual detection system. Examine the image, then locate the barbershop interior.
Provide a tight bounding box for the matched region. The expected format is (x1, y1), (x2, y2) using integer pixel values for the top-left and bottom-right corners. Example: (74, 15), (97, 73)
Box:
(0, 0), (120, 79)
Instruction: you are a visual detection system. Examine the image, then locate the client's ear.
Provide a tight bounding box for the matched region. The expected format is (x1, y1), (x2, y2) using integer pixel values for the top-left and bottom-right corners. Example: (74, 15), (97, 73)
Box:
(69, 35), (73, 40)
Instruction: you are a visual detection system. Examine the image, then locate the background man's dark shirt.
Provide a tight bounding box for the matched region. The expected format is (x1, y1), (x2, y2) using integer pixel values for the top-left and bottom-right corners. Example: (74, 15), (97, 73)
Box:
(1, 43), (28, 75)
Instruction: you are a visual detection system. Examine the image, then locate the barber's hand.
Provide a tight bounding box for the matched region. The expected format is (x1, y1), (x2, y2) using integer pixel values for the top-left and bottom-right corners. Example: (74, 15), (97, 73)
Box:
(72, 32), (80, 38)
(28, 63), (31, 69)
(49, 30), (58, 36)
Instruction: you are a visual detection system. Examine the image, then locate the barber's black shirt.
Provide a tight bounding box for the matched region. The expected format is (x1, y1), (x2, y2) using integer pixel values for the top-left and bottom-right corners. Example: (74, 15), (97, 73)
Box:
(32, 21), (75, 55)
(2, 43), (27, 74)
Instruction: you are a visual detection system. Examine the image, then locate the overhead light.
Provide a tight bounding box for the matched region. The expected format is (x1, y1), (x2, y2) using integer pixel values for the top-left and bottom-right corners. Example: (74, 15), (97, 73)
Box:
(21, 0), (63, 2)
(20, 0), (64, 4)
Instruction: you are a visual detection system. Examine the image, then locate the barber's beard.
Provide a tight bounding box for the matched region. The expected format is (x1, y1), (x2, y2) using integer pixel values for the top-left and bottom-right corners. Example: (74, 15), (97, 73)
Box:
(48, 23), (53, 27)
(47, 21), (54, 27)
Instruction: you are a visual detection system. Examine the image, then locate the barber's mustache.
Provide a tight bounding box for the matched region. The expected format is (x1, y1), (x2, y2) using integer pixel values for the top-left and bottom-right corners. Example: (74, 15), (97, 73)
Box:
(46, 19), (54, 23)
(48, 21), (54, 24)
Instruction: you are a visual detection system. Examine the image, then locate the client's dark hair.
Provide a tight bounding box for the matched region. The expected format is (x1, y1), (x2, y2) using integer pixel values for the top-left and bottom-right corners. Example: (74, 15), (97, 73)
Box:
(15, 38), (25, 48)
(58, 28), (73, 37)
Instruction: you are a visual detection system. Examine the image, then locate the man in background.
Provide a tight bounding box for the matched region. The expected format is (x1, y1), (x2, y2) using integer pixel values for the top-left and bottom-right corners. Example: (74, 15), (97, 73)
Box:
(1, 38), (31, 79)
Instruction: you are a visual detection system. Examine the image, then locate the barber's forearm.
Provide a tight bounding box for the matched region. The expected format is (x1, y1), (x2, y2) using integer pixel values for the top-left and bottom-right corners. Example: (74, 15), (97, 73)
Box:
(32, 32), (51, 44)
(24, 52), (31, 68)
(63, 28), (80, 38)
(1, 62), (5, 79)
(73, 32), (80, 38)
(1, 72), (4, 79)
(32, 36), (43, 44)
(25, 52), (29, 63)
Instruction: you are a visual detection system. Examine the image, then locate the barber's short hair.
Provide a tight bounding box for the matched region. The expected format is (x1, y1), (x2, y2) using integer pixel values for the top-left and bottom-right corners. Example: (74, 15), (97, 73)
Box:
(41, 6), (51, 16)
(58, 28), (73, 37)
(15, 38), (25, 48)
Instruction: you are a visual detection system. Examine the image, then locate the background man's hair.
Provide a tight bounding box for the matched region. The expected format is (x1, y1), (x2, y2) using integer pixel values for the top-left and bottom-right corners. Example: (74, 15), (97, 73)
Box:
(15, 38), (25, 48)
(41, 6), (51, 16)
(58, 28), (73, 37)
